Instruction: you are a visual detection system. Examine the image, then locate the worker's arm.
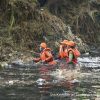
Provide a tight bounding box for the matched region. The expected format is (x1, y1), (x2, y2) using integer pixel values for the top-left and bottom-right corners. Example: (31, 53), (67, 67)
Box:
(58, 45), (64, 58)
(59, 45), (63, 53)
(33, 57), (41, 62)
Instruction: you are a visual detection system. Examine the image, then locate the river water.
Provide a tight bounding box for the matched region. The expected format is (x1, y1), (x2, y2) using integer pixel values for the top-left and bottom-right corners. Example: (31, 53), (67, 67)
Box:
(0, 56), (100, 100)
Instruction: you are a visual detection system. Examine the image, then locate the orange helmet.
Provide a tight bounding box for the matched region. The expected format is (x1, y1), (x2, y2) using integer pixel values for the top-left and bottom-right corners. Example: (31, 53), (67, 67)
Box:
(60, 40), (69, 45)
(67, 41), (76, 46)
(40, 42), (47, 48)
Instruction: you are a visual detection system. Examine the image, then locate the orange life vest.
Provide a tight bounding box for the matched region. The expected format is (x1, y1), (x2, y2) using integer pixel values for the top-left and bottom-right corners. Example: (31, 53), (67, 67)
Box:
(68, 48), (80, 58)
(66, 48), (80, 64)
(40, 48), (56, 65)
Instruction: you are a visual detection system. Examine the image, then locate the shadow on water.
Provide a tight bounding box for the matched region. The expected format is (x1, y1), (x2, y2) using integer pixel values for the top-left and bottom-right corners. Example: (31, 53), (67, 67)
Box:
(0, 56), (100, 100)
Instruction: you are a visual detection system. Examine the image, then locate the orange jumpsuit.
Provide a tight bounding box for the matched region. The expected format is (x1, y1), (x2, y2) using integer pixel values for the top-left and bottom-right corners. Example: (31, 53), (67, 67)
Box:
(33, 48), (56, 65)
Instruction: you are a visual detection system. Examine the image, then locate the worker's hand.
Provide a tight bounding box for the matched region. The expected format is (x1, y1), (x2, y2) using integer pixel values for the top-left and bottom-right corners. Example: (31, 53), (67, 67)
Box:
(41, 60), (45, 64)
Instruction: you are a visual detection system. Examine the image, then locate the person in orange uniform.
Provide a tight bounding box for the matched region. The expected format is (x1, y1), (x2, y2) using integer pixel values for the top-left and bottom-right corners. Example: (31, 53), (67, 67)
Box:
(58, 40), (69, 60)
(33, 42), (56, 65)
(66, 41), (80, 69)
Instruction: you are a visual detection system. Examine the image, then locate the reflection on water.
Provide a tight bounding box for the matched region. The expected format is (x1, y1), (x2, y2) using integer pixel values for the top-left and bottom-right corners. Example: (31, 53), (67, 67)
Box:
(0, 56), (100, 100)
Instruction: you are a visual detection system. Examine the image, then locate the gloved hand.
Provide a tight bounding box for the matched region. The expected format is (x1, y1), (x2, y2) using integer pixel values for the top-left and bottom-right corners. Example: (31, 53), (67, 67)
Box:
(41, 60), (46, 64)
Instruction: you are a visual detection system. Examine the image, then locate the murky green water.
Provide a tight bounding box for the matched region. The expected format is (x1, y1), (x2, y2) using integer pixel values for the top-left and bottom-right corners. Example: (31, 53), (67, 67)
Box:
(0, 56), (100, 100)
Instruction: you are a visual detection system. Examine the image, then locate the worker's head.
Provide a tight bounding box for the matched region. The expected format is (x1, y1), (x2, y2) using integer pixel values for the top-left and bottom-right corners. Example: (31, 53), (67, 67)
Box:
(66, 41), (76, 48)
(40, 42), (47, 51)
(40, 42), (47, 48)
(60, 40), (69, 47)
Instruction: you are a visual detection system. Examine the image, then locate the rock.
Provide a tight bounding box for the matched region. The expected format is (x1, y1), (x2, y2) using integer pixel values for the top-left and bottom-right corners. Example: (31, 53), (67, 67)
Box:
(0, 62), (8, 67)
(40, 8), (44, 11)
(8, 53), (13, 57)
(11, 59), (24, 65)
(82, 52), (90, 56)
(70, 79), (80, 83)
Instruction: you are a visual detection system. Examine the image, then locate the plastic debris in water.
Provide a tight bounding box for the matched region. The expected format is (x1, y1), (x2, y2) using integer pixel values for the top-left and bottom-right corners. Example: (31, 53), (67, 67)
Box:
(70, 79), (80, 83)
(8, 81), (14, 85)
(36, 78), (46, 85)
